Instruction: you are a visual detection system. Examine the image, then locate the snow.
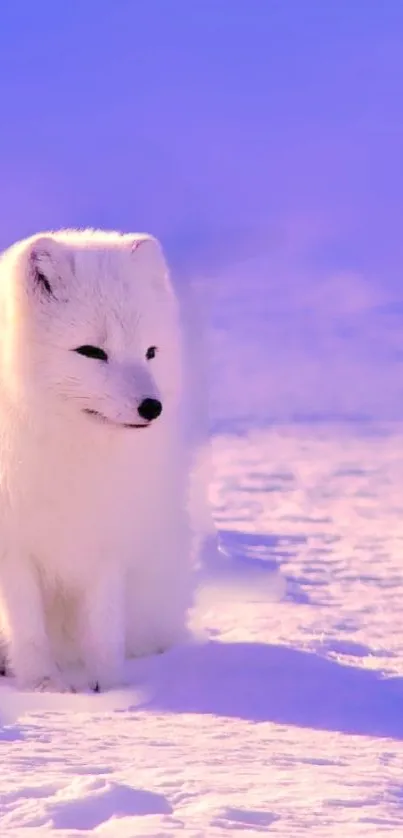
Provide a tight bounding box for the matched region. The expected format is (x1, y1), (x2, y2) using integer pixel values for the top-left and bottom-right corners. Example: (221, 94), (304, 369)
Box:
(2, 423), (403, 836)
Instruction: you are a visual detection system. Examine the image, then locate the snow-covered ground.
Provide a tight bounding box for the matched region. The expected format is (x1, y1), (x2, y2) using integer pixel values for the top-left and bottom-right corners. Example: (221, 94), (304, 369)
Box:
(2, 421), (403, 836)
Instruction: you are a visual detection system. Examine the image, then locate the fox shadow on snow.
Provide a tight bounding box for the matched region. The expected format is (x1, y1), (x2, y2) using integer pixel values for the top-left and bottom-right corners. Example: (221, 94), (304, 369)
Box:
(133, 528), (403, 740)
(135, 638), (403, 740)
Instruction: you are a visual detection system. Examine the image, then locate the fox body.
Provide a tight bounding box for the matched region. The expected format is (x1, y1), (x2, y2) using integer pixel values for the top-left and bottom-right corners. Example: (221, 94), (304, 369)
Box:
(0, 230), (193, 691)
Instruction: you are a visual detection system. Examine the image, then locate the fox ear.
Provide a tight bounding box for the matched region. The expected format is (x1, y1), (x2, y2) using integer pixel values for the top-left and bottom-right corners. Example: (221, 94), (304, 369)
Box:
(131, 234), (152, 254)
(27, 236), (73, 300)
(130, 234), (172, 294)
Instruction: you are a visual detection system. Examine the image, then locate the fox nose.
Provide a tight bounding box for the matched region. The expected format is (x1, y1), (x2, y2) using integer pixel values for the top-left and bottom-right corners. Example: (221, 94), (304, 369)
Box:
(137, 398), (163, 422)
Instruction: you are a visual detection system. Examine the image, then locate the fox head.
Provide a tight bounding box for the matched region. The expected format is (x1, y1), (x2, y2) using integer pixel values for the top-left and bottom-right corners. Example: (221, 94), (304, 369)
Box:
(0, 230), (183, 431)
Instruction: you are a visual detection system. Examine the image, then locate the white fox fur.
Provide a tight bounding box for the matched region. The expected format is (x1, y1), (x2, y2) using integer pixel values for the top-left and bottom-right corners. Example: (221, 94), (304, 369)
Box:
(0, 229), (195, 692)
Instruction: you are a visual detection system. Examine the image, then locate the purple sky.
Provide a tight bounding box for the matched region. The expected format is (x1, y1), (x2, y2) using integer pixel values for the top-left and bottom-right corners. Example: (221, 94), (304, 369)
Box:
(0, 1), (402, 280)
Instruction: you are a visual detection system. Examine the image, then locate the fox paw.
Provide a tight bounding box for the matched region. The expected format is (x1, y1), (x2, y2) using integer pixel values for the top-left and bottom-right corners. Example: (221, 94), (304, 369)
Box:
(29, 674), (76, 694)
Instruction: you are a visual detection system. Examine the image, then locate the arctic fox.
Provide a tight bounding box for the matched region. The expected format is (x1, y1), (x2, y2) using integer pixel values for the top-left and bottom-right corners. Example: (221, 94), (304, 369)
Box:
(0, 229), (194, 692)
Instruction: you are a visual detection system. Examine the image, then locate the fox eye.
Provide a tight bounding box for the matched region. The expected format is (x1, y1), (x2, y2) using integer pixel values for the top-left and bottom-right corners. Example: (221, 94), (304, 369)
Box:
(146, 346), (157, 360)
(74, 345), (108, 362)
